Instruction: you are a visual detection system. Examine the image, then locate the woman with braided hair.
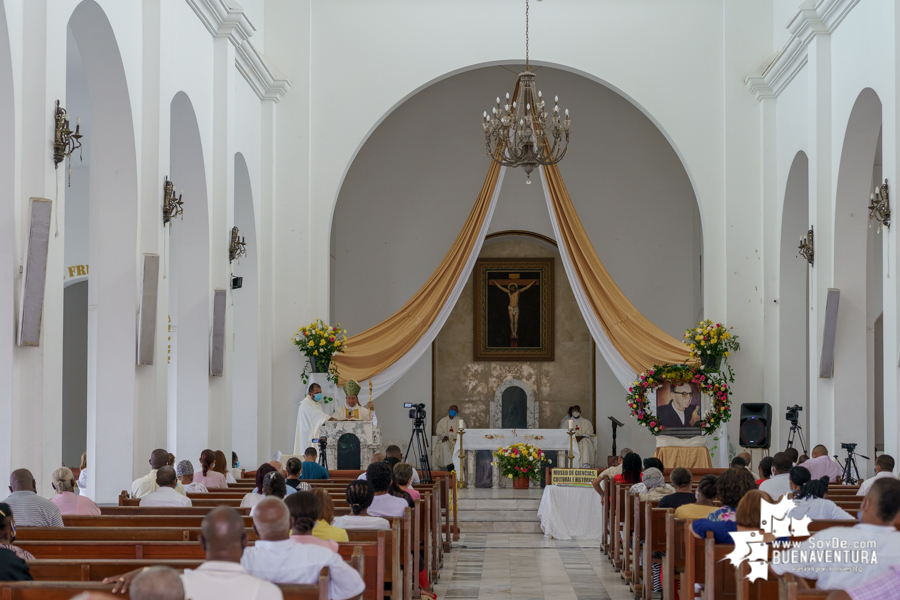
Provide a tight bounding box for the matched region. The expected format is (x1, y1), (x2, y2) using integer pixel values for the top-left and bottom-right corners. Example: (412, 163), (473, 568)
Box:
(787, 466), (854, 521)
(193, 449), (226, 489)
(332, 481), (390, 530)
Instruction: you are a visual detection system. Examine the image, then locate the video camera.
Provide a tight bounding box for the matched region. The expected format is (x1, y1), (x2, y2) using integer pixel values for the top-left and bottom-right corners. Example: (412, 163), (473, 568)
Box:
(404, 402), (426, 421)
(841, 442), (857, 453)
(785, 404), (803, 425)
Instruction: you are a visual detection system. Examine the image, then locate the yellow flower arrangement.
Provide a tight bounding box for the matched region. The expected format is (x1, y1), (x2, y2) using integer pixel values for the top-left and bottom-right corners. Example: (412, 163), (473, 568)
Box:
(292, 318), (349, 393)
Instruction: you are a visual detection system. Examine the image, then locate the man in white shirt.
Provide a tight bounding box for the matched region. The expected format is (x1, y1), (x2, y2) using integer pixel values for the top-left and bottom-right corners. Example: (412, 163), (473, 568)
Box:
(139, 467), (193, 507)
(241, 498), (365, 600)
(132, 448), (186, 498)
(103, 507), (283, 600)
(857, 454), (896, 497)
(366, 463), (408, 518)
(802, 445), (844, 482)
(771, 478), (900, 589)
(759, 452), (793, 500)
(385, 445), (420, 484)
(591, 448), (632, 502)
(129, 566), (185, 600)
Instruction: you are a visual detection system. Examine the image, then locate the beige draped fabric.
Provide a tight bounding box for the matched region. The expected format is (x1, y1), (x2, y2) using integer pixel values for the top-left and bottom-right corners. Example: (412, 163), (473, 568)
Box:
(541, 162), (691, 372)
(334, 160), (503, 385)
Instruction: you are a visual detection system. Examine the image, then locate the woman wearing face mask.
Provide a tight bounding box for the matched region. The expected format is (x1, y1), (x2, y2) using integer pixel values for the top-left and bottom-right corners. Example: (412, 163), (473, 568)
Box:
(293, 382), (329, 455)
(0, 503), (34, 581)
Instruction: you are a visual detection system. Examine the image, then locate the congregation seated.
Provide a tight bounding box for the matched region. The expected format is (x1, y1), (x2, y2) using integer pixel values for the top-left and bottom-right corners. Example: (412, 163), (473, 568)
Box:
(771, 478), (900, 589)
(241, 498), (365, 599)
(232, 451), (243, 482)
(192, 449), (227, 489)
(213, 450), (238, 485)
(2, 469), (63, 527)
(657, 467), (696, 510)
(730, 455), (746, 469)
(49, 466), (101, 516)
(800, 445), (843, 482)
(130, 566), (185, 600)
(831, 564), (900, 599)
(77, 452), (88, 493)
(132, 448), (186, 498)
(756, 455), (773, 486)
(176, 459), (208, 494)
(355, 453), (385, 480)
(366, 462), (408, 518)
(311, 488), (349, 542)
(106, 507), (282, 599)
(798, 453), (810, 464)
(284, 490), (339, 552)
(394, 463), (420, 500)
(630, 467), (674, 501)
(590, 447), (632, 502)
(692, 489), (774, 543)
(614, 452), (642, 485)
(788, 467), (854, 520)
(759, 452), (793, 500)
(705, 466), (756, 522)
(241, 464), (274, 509)
(857, 454), (896, 496)
(140, 466), (192, 507)
(298, 448), (329, 480)
(385, 445), (420, 484)
(332, 481), (390, 530)
(784, 446), (800, 465)
(0, 502), (33, 581)
(250, 472), (301, 517)
(674, 473), (718, 519)
(284, 457), (304, 489)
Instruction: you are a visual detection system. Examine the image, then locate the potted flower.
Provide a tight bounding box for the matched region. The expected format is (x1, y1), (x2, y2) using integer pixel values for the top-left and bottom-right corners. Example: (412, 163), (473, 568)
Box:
(493, 443), (544, 489)
(292, 319), (348, 402)
(683, 319), (740, 381)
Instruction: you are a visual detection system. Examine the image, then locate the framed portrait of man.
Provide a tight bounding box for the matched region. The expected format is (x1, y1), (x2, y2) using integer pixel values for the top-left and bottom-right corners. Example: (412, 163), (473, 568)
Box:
(654, 381), (705, 438)
(473, 258), (554, 361)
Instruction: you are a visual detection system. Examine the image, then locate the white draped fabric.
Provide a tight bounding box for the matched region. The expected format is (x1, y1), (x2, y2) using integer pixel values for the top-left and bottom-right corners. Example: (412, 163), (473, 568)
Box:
(537, 485), (605, 540)
(352, 167), (506, 401)
(539, 167), (637, 389)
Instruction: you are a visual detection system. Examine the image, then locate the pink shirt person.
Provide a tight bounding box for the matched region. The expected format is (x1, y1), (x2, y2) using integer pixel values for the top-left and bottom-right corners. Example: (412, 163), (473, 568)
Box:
(290, 534), (338, 553)
(803, 448), (844, 482)
(51, 491), (101, 516)
(193, 449), (227, 489)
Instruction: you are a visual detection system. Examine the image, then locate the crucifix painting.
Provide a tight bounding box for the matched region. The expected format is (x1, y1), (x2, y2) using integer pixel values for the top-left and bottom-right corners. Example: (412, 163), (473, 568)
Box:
(474, 258), (554, 361)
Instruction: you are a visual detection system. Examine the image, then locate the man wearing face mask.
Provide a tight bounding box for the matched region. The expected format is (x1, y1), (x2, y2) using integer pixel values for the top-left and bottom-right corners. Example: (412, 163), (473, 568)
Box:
(560, 405), (596, 467)
(433, 406), (463, 471)
(293, 383), (329, 456)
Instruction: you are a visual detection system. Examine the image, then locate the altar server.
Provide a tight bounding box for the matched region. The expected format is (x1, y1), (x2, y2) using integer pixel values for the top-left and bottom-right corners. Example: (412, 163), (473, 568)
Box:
(293, 383), (329, 455)
(433, 406), (463, 470)
(561, 405), (596, 467)
(331, 379), (377, 424)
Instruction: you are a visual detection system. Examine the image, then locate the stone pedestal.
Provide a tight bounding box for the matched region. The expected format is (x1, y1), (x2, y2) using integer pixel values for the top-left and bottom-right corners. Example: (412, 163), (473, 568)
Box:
(318, 421), (381, 470)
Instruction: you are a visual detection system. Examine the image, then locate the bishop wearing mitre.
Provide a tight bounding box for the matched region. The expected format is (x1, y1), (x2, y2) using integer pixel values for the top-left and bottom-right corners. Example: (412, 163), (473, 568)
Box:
(330, 379), (377, 424)
(560, 404), (596, 467)
(433, 405), (463, 471)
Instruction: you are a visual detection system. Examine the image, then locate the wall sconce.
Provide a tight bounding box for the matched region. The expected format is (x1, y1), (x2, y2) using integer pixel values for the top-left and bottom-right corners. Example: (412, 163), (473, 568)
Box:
(229, 226), (247, 263)
(53, 100), (82, 186)
(798, 226), (814, 266)
(868, 178), (890, 232)
(162, 176), (184, 225)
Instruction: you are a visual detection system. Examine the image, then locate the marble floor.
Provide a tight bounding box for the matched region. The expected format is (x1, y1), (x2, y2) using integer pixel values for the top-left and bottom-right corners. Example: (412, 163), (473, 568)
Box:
(433, 533), (637, 600)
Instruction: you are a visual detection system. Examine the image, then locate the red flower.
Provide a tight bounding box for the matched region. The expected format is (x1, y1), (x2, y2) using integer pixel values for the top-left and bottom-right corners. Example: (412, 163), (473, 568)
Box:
(303, 331), (308, 336)
(330, 337), (335, 342)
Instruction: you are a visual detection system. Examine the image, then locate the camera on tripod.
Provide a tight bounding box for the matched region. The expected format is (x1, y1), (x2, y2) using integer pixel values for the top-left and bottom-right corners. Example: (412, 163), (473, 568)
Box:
(404, 402), (426, 422)
(841, 442), (857, 452)
(785, 404), (803, 424)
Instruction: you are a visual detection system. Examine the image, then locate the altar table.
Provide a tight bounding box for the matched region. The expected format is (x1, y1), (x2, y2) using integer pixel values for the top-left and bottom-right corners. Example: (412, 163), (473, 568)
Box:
(451, 428), (582, 488)
(537, 484), (604, 540)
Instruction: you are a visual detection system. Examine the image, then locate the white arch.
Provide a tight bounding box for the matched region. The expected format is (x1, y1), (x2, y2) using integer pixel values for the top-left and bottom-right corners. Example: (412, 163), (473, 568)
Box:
(168, 91), (211, 466)
(232, 152), (259, 468)
(68, 0), (139, 503)
(0, 0), (15, 481)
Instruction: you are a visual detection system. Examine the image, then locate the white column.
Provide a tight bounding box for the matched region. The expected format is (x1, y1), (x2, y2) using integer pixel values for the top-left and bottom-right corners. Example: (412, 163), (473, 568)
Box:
(256, 98), (276, 465)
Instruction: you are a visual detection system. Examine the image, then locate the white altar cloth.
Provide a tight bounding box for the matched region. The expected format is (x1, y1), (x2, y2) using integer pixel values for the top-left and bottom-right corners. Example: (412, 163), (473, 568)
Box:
(537, 485), (604, 540)
(451, 429), (581, 474)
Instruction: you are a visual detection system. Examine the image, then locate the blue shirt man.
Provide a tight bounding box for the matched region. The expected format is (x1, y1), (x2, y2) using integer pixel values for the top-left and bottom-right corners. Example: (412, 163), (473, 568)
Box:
(299, 448), (330, 480)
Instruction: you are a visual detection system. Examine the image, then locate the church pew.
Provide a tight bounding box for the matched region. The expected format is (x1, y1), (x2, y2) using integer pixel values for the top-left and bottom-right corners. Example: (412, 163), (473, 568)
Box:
(663, 467), (727, 482)
(629, 495), (644, 596)
(98, 506), (250, 516)
(63, 514), (253, 528)
(735, 561), (779, 600)
(643, 506), (669, 600)
(611, 484), (624, 570)
(662, 514), (687, 600)
(17, 526), (246, 542)
(0, 574), (329, 600)
(621, 487), (633, 582)
(679, 526), (707, 600)
(704, 536), (737, 600)
(782, 581), (831, 600)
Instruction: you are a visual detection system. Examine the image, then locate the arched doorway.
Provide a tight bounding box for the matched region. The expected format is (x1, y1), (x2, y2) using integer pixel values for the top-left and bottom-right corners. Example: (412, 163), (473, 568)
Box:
(167, 92), (210, 467)
(68, 0), (139, 502)
(832, 88), (882, 467)
(778, 152), (810, 450)
(232, 153), (259, 468)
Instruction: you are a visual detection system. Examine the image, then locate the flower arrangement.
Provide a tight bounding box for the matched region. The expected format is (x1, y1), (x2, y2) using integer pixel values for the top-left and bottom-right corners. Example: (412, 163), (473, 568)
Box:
(493, 443), (545, 482)
(292, 319), (348, 387)
(684, 319), (740, 381)
(524, 435), (545, 441)
(483, 434), (505, 440)
(626, 363), (733, 436)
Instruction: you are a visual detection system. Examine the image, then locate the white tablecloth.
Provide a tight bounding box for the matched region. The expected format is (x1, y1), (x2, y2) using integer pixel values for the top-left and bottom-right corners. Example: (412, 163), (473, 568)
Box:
(451, 429), (581, 473)
(537, 484), (604, 540)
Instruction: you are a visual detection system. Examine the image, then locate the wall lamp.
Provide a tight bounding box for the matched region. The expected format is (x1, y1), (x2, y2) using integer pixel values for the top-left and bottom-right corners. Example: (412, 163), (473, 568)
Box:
(798, 226), (814, 266)
(53, 100), (82, 186)
(229, 226), (247, 263)
(162, 176), (184, 225)
(869, 178), (890, 232)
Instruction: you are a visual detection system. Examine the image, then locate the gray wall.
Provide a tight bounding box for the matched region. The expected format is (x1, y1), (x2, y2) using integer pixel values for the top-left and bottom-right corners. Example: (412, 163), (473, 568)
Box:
(62, 281), (88, 466)
(331, 65), (701, 457)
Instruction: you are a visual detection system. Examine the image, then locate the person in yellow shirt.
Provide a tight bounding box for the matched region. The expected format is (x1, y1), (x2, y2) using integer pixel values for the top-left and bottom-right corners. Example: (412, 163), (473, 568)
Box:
(673, 474), (718, 520)
(310, 488), (349, 543)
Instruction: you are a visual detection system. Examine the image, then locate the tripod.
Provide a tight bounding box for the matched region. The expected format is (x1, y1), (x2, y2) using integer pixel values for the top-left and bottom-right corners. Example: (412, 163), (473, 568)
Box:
(406, 418), (433, 483)
(317, 438), (328, 470)
(786, 421), (808, 455)
(836, 448), (869, 485)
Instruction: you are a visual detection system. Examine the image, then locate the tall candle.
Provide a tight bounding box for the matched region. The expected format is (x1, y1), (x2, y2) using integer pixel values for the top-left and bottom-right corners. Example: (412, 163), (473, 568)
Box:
(458, 419), (465, 430)
(568, 419), (574, 430)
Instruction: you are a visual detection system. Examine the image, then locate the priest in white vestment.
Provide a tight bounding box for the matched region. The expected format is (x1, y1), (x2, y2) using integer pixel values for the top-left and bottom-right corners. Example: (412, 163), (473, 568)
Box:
(433, 405), (463, 470)
(561, 405), (596, 467)
(293, 383), (329, 455)
(331, 379), (377, 424)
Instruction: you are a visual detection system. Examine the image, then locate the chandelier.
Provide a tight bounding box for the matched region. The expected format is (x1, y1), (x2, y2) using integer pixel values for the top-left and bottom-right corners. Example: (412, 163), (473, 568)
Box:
(482, 0), (570, 184)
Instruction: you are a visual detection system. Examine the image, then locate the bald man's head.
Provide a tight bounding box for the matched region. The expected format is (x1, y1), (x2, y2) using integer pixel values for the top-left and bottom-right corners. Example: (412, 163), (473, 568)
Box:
(156, 466), (177, 488)
(200, 507), (247, 562)
(9, 469), (35, 493)
(370, 453), (384, 464)
(812, 445), (828, 458)
(268, 460), (282, 473)
(737, 452), (752, 467)
(252, 497), (291, 540)
(149, 448), (170, 470)
(130, 566), (185, 600)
